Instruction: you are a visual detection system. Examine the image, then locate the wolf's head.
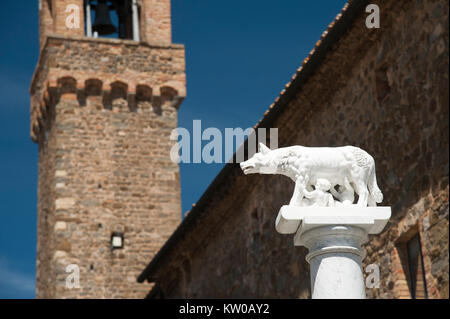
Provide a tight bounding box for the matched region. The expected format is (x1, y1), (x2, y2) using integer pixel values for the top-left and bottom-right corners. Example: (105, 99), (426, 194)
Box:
(240, 143), (278, 175)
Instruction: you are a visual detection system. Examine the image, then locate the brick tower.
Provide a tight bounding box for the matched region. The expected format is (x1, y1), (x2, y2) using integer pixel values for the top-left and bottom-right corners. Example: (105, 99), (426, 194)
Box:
(30, 0), (185, 298)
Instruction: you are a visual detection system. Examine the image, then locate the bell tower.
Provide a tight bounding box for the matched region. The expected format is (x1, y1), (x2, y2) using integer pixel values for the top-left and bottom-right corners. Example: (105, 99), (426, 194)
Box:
(31, 0), (185, 298)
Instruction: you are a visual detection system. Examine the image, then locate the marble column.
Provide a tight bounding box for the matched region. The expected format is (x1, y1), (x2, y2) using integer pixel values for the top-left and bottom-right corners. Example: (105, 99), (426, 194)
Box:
(276, 205), (391, 299)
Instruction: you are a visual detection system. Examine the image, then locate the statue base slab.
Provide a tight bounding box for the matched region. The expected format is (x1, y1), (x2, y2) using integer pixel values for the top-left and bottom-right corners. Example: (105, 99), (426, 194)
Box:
(275, 205), (391, 238)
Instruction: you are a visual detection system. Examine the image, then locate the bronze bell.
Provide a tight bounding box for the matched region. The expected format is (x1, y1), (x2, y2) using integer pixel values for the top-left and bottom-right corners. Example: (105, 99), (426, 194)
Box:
(92, 0), (117, 35)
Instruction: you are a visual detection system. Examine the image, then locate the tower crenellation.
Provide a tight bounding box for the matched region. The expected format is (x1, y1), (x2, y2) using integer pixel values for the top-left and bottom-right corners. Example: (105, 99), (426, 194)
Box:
(31, 0), (185, 298)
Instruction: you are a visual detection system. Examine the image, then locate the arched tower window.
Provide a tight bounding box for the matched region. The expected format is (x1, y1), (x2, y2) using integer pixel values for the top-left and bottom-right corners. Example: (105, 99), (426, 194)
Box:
(84, 0), (140, 41)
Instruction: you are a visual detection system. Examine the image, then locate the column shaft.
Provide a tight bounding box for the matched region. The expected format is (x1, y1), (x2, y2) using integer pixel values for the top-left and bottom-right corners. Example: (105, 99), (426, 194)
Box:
(301, 225), (367, 299)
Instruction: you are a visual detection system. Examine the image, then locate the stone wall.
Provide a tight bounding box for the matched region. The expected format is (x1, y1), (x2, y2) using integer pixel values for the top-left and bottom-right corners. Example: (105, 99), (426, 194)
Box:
(148, 0), (449, 298)
(32, 36), (186, 298)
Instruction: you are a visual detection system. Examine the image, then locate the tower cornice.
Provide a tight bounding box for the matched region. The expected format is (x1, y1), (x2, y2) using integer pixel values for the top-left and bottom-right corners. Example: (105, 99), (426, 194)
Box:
(30, 35), (186, 143)
(30, 35), (185, 94)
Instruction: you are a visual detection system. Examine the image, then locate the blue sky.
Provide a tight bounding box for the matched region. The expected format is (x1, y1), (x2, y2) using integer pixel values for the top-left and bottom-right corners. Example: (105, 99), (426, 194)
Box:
(0, 0), (346, 298)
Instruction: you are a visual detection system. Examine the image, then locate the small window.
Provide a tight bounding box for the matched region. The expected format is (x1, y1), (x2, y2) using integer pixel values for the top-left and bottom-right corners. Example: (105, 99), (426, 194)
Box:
(406, 234), (428, 299)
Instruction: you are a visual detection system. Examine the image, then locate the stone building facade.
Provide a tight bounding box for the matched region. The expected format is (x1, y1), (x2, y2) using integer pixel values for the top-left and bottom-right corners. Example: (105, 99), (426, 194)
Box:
(31, 0), (185, 298)
(138, 0), (449, 298)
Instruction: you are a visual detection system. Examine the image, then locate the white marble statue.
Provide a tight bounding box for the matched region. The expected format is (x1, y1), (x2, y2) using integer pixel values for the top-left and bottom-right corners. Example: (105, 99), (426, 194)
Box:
(240, 143), (383, 207)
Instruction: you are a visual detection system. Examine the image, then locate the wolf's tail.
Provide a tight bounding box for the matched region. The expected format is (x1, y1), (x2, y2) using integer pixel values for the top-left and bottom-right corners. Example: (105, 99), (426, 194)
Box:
(368, 164), (383, 203)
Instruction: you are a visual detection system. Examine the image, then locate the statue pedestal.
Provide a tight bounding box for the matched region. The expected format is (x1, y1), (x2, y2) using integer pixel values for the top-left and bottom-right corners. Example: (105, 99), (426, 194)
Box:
(275, 206), (391, 299)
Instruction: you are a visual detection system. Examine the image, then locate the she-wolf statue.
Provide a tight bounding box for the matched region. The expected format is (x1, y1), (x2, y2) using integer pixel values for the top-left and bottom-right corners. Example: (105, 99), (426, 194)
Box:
(240, 143), (383, 207)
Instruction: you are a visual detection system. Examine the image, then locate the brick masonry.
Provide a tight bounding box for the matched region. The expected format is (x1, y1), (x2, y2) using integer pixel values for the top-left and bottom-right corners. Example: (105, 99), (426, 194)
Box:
(143, 0), (449, 298)
(31, 0), (185, 298)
